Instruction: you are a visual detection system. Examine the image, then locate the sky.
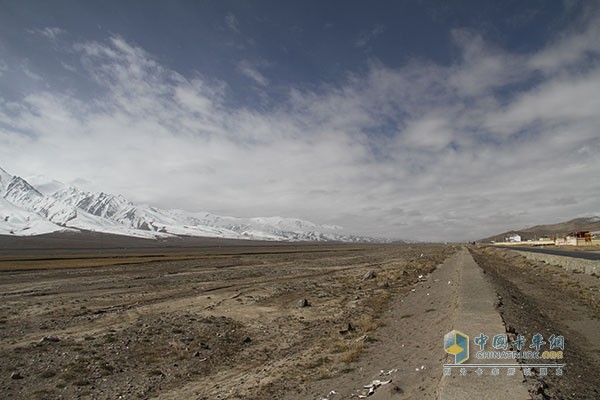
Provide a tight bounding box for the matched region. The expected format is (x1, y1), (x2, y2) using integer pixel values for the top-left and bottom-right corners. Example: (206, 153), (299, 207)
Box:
(0, 0), (599, 242)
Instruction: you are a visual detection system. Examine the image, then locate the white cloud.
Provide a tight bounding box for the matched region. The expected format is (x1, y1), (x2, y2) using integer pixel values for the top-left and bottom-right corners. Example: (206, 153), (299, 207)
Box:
(529, 15), (600, 74)
(400, 115), (454, 151)
(29, 27), (66, 40)
(237, 59), (268, 86)
(484, 69), (600, 136)
(449, 29), (529, 96)
(1, 15), (600, 242)
(22, 66), (43, 81)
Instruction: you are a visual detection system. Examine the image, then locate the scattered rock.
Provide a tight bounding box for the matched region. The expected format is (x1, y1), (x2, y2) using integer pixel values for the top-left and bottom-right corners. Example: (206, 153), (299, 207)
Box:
(390, 384), (404, 395)
(10, 372), (24, 380)
(377, 281), (390, 288)
(339, 322), (355, 335)
(242, 336), (252, 344)
(39, 336), (60, 343)
(296, 298), (310, 308)
(531, 381), (547, 396)
(181, 337), (195, 345)
(363, 270), (377, 280)
(200, 342), (210, 350)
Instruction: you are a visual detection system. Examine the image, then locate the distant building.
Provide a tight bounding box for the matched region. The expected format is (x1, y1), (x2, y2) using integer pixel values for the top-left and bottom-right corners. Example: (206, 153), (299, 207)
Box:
(506, 234), (521, 242)
(556, 231), (592, 246)
(575, 231), (593, 245)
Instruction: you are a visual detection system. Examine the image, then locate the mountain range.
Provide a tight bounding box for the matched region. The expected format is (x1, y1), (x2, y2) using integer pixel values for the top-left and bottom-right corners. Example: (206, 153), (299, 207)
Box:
(0, 166), (381, 243)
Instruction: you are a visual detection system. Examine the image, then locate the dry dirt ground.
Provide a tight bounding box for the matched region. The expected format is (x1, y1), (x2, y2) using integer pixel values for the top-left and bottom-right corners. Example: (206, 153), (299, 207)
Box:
(0, 243), (455, 399)
(3, 242), (599, 400)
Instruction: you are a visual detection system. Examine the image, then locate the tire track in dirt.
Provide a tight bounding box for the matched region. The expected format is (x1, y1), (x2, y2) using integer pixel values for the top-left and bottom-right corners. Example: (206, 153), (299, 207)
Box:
(0, 262), (377, 348)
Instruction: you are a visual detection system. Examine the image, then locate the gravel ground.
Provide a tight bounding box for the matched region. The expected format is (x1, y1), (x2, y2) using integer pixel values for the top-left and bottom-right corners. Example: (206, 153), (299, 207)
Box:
(0, 243), (453, 399)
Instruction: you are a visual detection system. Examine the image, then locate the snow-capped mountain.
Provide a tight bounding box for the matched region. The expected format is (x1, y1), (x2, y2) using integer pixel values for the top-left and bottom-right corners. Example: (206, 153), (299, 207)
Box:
(0, 167), (13, 194)
(0, 166), (381, 242)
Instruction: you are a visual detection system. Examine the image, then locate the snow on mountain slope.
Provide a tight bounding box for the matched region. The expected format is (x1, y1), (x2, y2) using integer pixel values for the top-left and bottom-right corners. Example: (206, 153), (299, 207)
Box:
(0, 167), (12, 196)
(47, 188), (240, 237)
(3, 176), (44, 208)
(249, 216), (318, 231)
(63, 209), (168, 239)
(4, 179), (79, 225)
(0, 166), (381, 242)
(0, 196), (68, 236)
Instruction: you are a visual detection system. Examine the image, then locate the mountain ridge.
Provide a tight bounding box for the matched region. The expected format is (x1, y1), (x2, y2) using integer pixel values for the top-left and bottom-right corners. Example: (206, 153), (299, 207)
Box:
(0, 166), (389, 243)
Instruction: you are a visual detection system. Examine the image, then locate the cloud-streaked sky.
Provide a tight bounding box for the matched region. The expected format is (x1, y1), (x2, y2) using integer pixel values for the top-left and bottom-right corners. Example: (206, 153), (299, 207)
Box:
(1, 0), (599, 242)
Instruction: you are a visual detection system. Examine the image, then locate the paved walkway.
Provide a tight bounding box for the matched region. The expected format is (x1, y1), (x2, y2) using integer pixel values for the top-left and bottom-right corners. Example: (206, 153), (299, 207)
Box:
(436, 248), (530, 400)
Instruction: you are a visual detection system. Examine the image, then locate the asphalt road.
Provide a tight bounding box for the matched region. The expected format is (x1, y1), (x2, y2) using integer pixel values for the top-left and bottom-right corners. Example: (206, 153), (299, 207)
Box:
(495, 246), (600, 261)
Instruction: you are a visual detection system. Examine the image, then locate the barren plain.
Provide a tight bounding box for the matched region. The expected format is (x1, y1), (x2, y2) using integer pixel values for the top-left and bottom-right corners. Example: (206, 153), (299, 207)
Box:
(1, 238), (599, 399)
(0, 241), (454, 399)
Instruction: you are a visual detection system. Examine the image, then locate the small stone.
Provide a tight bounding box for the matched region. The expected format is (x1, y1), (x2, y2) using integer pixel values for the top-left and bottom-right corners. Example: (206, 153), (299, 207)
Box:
(339, 322), (355, 335)
(11, 372), (24, 380)
(377, 281), (390, 288)
(40, 336), (60, 343)
(363, 270), (377, 280)
(390, 384), (404, 394)
(242, 336), (252, 344)
(296, 298), (310, 308)
(181, 337), (195, 345)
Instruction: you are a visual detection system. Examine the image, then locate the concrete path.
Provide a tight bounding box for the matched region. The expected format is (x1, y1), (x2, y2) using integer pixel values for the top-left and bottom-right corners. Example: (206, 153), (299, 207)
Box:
(436, 248), (530, 399)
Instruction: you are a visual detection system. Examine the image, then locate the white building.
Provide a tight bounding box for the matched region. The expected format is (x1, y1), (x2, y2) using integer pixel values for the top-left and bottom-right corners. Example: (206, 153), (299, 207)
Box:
(507, 234), (521, 242)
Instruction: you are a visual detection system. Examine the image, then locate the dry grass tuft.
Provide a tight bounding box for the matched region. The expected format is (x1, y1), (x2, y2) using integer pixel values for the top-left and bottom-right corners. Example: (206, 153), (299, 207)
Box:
(339, 341), (365, 364)
(356, 314), (379, 332)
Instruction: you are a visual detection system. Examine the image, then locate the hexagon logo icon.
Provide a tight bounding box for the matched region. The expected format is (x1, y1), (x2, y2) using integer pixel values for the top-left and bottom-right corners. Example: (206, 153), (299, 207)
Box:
(444, 330), (469, 364)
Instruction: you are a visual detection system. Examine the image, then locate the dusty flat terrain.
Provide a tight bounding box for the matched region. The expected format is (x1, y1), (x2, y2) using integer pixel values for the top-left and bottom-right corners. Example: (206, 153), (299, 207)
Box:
(0, 242), (454, 399)
(2, 239), (600, 399)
